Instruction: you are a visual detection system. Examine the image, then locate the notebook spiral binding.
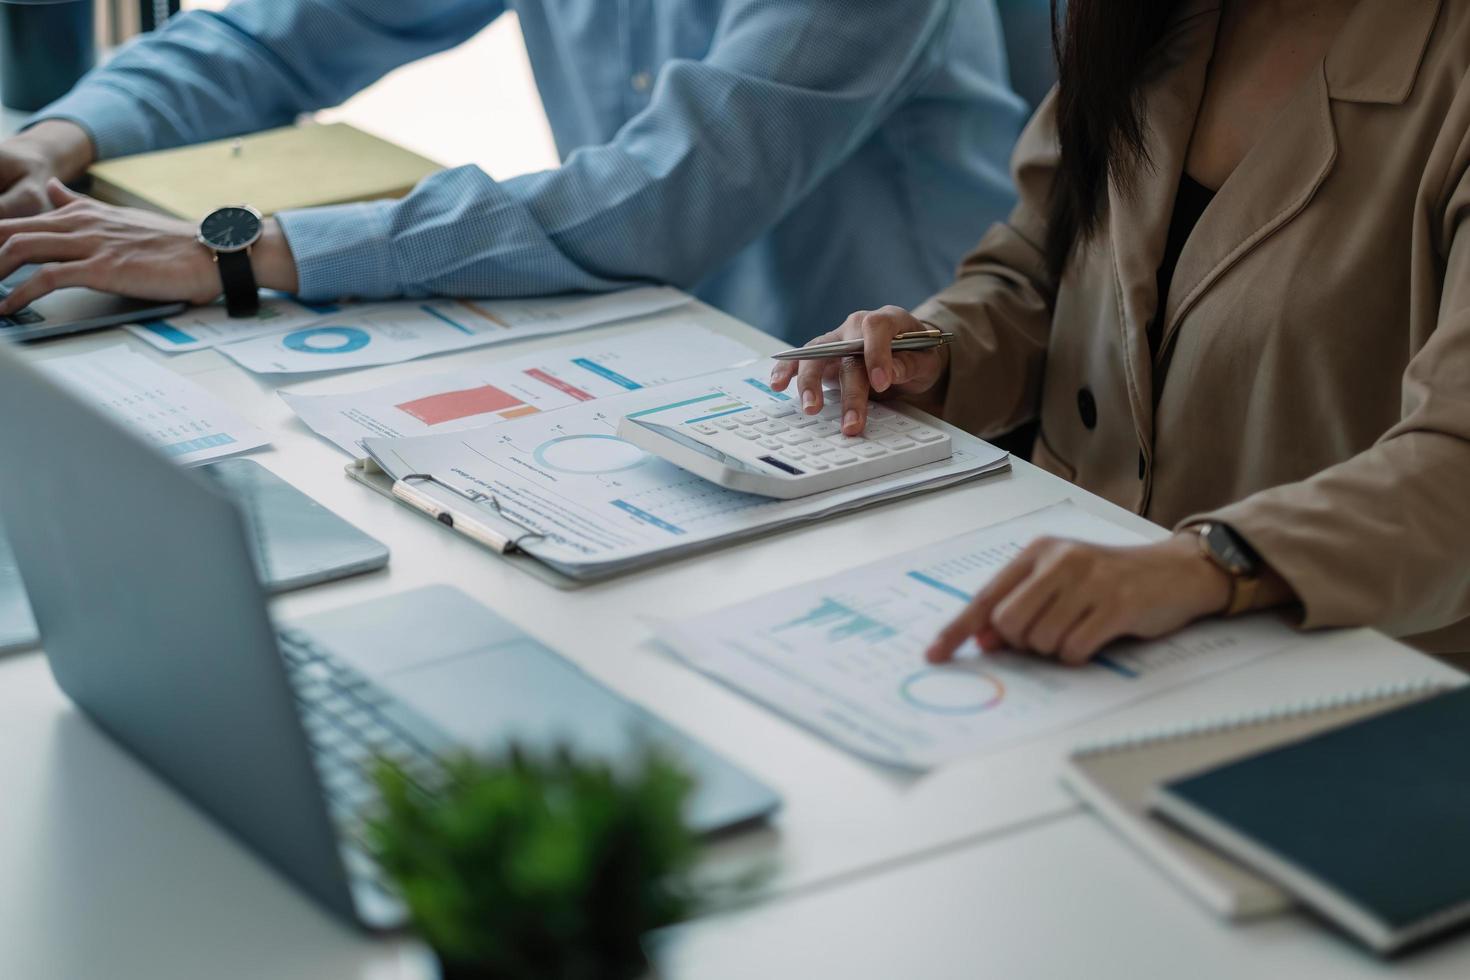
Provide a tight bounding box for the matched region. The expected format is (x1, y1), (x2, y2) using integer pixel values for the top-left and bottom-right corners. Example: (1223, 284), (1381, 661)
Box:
(1070, 677), (1456, 759)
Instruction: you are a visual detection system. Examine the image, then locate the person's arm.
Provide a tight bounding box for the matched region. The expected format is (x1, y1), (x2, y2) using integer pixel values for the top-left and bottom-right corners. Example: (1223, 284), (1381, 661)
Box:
(768, 90), (1059, 437)
(906, 89), (1059, 439)
(1179, 165), (1470, 640)
(274, 0), (963, 302)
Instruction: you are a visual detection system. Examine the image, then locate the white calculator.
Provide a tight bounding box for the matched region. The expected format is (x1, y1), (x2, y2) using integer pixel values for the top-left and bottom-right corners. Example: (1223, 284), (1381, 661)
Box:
(617, 385), (952, 499)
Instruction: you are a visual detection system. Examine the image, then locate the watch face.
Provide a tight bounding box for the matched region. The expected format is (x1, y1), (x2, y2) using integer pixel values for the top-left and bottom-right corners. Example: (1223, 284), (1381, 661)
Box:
(1205, 523), (1259, 577)
(199, 206), (262, 253)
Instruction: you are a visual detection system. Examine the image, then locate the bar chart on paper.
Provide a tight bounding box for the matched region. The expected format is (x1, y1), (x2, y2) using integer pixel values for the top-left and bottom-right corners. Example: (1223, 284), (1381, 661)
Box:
(659, 504), (1299, 769)
(282, 325), (761, 455)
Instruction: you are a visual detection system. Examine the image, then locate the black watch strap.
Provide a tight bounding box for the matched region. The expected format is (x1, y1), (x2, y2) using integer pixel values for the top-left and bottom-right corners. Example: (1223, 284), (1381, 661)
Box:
(217, 249), (259, 318)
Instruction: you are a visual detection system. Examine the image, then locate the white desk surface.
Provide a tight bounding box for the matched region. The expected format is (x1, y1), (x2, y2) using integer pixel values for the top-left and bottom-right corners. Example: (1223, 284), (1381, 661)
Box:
(0, 301), (1462, 980)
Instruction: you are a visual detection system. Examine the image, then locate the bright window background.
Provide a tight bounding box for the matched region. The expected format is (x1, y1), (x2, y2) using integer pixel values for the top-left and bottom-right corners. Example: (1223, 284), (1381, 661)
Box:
(178, 2), (560, 180)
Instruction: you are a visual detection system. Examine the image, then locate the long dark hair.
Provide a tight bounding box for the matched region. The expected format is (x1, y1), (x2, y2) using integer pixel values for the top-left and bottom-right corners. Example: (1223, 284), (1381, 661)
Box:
(1045, 0), (1182, 277)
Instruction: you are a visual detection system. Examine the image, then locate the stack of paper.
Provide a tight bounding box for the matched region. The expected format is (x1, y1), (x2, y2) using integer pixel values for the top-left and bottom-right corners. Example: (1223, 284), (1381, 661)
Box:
(360, 364), (1010, 581)
(40, 346), (269, 466)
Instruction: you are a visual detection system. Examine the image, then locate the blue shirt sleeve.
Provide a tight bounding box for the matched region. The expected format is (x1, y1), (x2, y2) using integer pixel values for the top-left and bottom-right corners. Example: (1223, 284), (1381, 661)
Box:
(32, 0), (504, 159)
(277, 0), (961, 301)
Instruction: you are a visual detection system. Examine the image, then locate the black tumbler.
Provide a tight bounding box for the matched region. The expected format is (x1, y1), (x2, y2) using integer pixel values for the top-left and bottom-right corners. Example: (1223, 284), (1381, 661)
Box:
(0, 0), (96, 113)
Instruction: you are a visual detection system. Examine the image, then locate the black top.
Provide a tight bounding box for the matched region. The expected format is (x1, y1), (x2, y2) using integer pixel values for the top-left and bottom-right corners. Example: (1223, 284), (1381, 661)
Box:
(1149, 173), (1217, 357)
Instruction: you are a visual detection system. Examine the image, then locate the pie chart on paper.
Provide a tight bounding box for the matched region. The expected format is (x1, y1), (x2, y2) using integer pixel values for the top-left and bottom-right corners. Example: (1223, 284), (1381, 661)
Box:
(532, 434), (648, 475)
(281, 326), (373, 354)
(900, 668), (1005, 715)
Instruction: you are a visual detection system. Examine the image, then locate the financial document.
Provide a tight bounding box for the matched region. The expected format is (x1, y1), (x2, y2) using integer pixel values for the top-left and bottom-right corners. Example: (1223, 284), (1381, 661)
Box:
(125, 292), (338, 353)
(656, 504), (1299, 770)
(41, 346), (269, 465)
(362, 366), (1010, 580)
(282, 325), (761, 457)
(216, 287), (691, 374)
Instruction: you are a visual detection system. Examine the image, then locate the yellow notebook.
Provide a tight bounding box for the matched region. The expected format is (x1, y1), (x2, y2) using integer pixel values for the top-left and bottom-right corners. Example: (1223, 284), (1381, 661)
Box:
(87, 122), (443, 220)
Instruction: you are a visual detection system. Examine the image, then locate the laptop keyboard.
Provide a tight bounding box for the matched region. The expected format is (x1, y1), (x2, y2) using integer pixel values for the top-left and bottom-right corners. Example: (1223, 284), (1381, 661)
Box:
(277, 628), (448, 895)
(0, 284), (42, 328)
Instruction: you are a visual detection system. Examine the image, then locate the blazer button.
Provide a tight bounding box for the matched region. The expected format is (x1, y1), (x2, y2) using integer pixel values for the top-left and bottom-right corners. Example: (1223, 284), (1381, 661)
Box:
(1076, 387), (1098, 430)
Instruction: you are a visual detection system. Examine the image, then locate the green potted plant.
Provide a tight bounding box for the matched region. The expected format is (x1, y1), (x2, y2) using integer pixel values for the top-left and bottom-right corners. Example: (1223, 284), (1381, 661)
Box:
(367, 745), (710, 980)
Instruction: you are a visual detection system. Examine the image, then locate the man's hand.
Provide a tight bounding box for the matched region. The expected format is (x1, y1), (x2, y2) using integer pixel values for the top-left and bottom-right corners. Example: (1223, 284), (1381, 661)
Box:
(0, 120), (94, 218)
(0, 180), (300, 313)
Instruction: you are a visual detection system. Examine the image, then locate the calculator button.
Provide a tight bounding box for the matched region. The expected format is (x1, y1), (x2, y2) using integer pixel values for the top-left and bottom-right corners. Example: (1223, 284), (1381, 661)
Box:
(809, 421), (840, 437)
(826, 434), (866, 450)
(735, 411), (765, 425)
(735, 429), (761, 440)
(853, 443), (889, 459)
(862, 424), (891, 439)
(816, 403), (842, 420)
(785, 448), (807, 460)
(885, 416), (919, 432)
(910, 427), (945, 443)
(777, 431), (812, 446)
(759, 438), (782, 449)
(786, 414), (820, 428)
(754, 420), (788, 435)
(805, 458), (831, 470)
(692, 423), (718, 435)
(868, 404), (896, 421)
(828, 452), (857, 464)
(803, 442), (834, 455)
(761, 404), (797, 418)
(714, 418), (742, 430)
(878, 435), (916, 450)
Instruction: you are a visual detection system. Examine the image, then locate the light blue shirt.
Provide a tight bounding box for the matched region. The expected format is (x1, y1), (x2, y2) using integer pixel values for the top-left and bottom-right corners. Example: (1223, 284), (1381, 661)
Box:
(36, 0), (1025, 341)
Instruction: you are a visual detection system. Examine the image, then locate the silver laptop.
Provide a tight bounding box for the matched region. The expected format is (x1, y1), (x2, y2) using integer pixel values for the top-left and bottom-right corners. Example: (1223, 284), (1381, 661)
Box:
(0, 264), (186, 342)
(0, 342), (778, 931)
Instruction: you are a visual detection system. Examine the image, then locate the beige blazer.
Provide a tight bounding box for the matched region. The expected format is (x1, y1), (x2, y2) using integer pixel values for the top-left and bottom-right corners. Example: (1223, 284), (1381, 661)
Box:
(914, 0), (1470, 655)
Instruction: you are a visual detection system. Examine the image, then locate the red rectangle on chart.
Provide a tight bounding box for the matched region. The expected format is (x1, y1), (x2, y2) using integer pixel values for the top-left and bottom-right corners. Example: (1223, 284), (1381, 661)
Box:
(525, 368), (595, 401)
(397, 385), (524, 425)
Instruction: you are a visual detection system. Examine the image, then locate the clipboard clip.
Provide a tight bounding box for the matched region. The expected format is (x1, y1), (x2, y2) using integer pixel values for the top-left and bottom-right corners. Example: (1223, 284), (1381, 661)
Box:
(392, 473), (546, 555)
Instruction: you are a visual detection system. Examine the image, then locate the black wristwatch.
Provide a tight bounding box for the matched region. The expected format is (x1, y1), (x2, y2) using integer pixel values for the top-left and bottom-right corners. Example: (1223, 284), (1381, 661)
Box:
(198, 205), (263, 318)
(1194, 522), (1262, 616)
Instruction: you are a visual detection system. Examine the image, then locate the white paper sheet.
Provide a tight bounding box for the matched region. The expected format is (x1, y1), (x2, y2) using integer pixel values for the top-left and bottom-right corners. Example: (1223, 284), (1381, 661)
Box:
(217, 287), (691, 374)
(656, 503), (1299, 770)
(361, 365), (1010, 579)
(40, 346), (270, 465)
(281, 325), (761, 456)
(124, 293), (339, 353)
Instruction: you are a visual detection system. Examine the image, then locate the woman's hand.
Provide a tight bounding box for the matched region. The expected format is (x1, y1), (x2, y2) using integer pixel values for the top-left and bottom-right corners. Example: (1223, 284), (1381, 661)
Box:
(924, 533), (1235, 665)
(0, 179), (300, 315)
(769, 306), (948, 436)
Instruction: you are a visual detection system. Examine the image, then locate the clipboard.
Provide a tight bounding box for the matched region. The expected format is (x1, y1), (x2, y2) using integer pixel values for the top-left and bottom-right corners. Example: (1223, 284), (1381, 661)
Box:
(346, 458), (585, 590)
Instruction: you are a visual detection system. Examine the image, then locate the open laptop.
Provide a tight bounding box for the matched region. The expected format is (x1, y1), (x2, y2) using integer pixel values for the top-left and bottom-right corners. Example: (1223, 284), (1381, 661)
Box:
(0, 342), (778, 931)
(0, 264), (186, 342)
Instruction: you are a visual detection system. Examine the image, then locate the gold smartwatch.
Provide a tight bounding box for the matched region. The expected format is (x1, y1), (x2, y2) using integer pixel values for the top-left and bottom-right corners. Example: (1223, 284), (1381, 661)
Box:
(1194, 522), (1261, 616)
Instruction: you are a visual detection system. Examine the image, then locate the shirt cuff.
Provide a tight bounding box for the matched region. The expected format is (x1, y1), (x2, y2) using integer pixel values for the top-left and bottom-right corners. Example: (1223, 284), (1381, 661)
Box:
(27, 85), (159, 161)
(275, 201), (401, 303)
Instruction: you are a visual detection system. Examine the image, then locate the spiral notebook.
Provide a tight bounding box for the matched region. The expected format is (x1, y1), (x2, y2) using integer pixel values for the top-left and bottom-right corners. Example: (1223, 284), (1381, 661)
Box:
(1062, 679), (1454, 920)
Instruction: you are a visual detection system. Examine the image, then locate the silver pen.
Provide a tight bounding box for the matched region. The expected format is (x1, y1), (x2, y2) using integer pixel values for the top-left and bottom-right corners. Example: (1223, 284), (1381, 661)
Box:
(770, 327), (954, 361)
